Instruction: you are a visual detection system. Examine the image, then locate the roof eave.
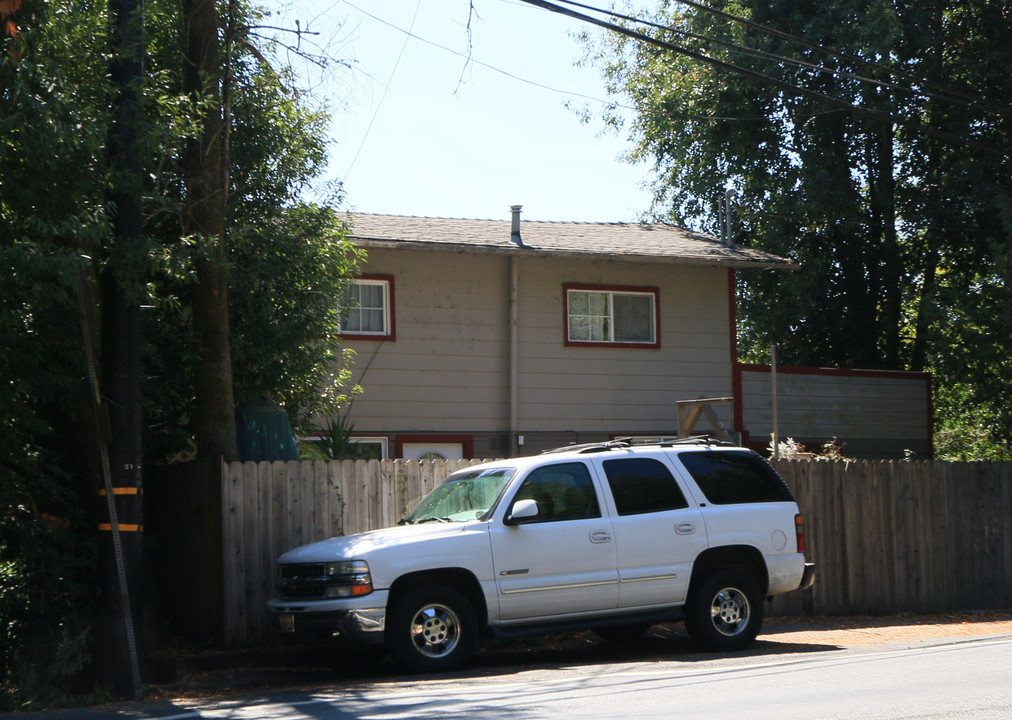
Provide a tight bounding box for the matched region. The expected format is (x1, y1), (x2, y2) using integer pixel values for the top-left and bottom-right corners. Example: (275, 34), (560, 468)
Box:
(350, 237), (796, 271)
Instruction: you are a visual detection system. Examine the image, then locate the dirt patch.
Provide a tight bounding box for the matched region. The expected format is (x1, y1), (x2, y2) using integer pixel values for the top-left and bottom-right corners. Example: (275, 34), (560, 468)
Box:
(762, 610), (1012, 647)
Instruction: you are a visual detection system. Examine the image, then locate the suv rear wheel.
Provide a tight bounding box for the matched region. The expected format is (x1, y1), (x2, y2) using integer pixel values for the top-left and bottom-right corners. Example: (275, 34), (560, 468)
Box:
(386, 584), (478, 673)
(684, 570), (763, 651)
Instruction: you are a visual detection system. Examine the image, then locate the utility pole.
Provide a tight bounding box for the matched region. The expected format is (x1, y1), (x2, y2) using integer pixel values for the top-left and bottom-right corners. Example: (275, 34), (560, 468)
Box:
(96, 0), (145, 699)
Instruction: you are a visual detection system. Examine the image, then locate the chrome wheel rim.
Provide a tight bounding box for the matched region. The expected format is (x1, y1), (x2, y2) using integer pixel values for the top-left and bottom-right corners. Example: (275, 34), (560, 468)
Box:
(709, 587), (750, 637)
(409, 603), (462, 658)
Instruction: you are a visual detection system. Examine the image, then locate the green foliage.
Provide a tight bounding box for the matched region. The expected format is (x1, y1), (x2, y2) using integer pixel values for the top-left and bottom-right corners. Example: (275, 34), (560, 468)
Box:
(934, 382), (1012, 461)
(2, 0), (362, 706)
(585, 0), (1012, 457)
(1, 0), (111, 706)
(300, 414), (372, 461)
(229, 206), (363, 431)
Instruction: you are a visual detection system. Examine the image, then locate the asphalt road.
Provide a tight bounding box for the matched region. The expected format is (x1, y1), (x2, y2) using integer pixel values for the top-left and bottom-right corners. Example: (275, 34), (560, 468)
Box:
(19, 625), (1012, 720)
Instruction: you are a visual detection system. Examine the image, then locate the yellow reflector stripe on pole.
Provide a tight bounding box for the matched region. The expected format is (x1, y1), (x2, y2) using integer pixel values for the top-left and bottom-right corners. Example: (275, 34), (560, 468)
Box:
(98, 523), (143, 532)
(98, 487), (142, 496)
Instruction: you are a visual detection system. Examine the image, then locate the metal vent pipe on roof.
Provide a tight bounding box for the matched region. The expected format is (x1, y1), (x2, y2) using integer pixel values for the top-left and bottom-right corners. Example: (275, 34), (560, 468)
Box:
(510, 204), (524, 246)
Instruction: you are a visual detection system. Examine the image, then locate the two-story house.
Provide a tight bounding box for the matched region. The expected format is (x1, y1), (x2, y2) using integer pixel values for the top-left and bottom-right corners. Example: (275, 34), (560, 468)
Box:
(336, 206), (799, 460)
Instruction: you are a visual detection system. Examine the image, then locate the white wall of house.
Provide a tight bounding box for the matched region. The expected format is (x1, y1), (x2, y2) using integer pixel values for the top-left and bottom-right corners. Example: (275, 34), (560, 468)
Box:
(343, 247), (736, 453)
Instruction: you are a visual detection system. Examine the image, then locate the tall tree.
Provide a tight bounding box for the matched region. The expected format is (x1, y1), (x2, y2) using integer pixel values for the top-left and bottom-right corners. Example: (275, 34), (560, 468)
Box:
(181, 0), (238, 461)
(583, 0), (1011, 455)
(2, 0), (361, 704)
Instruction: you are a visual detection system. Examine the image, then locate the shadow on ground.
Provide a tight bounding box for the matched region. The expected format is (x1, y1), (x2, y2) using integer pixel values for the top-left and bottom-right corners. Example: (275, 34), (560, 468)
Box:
(144, 619), (846, 700)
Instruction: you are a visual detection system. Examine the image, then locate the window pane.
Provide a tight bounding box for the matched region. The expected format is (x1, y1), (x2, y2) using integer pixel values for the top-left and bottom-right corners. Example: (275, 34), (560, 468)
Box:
(512, 462), (600, 522)
(678, 452), (795, 505)
(603, 458), (688, 515)
(358, 307), (385, 332)
(357, 284), (384, 310)
(342, 280), (388, 334)
(613, 294), (653, 342)
(568, 290), (609, 341)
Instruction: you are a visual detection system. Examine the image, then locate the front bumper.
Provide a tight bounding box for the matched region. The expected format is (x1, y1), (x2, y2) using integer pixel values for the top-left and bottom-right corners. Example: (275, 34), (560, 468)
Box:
(268, 600), (387, 645)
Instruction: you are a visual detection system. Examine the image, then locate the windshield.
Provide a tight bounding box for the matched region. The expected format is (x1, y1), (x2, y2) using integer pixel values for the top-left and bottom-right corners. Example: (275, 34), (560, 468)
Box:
(401, 467), (517, 524)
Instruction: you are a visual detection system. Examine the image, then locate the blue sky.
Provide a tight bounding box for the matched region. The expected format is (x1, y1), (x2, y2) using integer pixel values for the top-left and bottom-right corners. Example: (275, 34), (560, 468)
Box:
(279, 0), (654, 222)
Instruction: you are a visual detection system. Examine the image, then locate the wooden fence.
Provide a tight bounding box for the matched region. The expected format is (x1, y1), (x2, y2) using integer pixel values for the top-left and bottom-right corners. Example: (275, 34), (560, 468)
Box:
(216, 459), (1012, 647)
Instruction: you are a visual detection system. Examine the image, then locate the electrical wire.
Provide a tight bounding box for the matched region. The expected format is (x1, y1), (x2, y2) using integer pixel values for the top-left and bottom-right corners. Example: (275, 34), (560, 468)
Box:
(552, 0), (1012, 120)
(342, 0), (422, 181)
(337, 1), (876, 126)
(339, 0), (621, 111)
(555, 0), (1012, 117)
(515, 0), (1006, 153)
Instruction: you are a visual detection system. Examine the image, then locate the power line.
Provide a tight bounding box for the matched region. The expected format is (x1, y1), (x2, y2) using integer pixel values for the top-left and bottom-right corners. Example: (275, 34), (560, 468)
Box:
(553, 0), (1012, 120)
(339, 0), (620, 110)
(561, 0), (1012, 117)
(338, 0), (846, 129)
(342, 0), (422, 180)
(515, 0), (1005, 153)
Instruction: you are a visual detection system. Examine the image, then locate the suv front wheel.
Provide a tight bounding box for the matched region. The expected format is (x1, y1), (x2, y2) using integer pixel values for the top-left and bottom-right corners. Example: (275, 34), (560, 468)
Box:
(684, 570), (763, 651)
(386, 584), (478, 673)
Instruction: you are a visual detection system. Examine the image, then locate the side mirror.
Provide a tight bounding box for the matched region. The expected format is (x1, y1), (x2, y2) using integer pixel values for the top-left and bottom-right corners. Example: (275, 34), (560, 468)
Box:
(505, 498), (539, 526)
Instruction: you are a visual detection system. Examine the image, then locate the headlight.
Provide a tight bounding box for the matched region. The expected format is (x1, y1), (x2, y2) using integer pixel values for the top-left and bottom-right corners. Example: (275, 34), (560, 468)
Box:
(323, 560), (373, 598)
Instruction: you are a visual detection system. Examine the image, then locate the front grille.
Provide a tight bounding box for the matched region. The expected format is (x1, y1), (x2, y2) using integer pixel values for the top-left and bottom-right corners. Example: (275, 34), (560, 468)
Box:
(276, 560), (372, 601)
(279, 585), (328, 600)
(277, 563), (329, 600)
(279, 563), (326, 580)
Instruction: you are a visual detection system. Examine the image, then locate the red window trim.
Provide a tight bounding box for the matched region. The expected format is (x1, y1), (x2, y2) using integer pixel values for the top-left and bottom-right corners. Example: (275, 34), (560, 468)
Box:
(563, 283), (661, 349)
(397, 434), (475, 460)
(339, 273), (397, 342)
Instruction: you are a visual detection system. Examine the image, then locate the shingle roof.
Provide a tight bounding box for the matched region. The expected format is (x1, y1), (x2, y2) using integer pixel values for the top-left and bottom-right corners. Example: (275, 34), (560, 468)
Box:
(347, 213), (794, 270)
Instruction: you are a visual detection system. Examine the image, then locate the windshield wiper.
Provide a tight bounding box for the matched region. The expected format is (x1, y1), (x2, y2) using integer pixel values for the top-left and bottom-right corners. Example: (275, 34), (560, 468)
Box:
(416, 516), (451, 524)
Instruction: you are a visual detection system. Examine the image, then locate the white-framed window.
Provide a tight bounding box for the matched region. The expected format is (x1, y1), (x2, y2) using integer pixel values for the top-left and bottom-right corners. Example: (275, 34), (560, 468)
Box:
(341, 275), (394, 338)
(297, 435), (389, 460)
(565, 284), (659, 348)
(350, 436), (388, 460)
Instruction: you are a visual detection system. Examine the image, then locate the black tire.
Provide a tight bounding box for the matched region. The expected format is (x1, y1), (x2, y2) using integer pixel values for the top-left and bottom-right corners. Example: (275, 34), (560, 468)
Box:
(683, 570), (763, 651)
(386, 584), (478, 673)
(592, 623), (652, 644)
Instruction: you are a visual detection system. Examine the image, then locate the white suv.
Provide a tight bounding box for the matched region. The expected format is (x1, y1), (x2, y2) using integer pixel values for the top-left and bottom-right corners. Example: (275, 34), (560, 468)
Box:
(268, 439), (815, 672)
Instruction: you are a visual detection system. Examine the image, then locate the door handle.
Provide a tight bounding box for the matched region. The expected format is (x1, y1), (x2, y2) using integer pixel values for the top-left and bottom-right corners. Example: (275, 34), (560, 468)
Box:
(676, 523), (696, 535)
(590, 530), (612, 544)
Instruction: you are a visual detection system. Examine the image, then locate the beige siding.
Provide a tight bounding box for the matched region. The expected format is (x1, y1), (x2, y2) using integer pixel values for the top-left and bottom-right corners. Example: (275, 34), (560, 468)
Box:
(343, 248), (510, 432)
(345, 248), (735, 441)
(516, 258), (732, 432)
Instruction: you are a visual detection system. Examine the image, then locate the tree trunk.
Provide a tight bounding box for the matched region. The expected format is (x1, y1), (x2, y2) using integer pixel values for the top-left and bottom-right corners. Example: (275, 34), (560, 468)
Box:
(878, 120), (901, 368)
(181, 0), (238, 461)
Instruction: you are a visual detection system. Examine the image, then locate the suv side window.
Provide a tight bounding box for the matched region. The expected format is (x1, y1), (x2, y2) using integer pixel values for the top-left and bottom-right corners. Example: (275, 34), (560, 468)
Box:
(602, 458), (689, 515)
(678, 451), (795, 505)
(512, 462), (601, 522)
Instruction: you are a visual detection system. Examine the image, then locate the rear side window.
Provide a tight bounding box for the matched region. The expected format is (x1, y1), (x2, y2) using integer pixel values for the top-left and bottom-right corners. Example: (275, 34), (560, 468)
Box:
(678, 451), (795, 505)
(602, 458), (689, 515)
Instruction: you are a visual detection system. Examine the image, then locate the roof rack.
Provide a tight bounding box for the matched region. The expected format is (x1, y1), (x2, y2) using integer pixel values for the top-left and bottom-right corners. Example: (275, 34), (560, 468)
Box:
(541, 435), (734, 455)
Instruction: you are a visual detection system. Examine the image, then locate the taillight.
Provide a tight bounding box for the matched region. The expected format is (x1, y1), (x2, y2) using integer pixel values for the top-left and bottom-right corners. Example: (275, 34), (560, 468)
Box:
(794, 513), (806, 554)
